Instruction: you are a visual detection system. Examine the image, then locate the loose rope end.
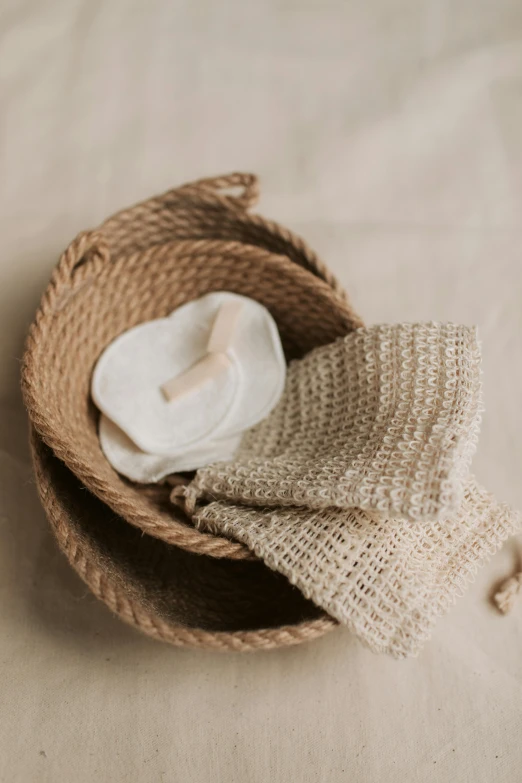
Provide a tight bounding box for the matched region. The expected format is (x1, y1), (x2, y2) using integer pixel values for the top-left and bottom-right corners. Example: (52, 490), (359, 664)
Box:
(493, 572), (522, 614)
(175, 172), (260, 212)
(170, 482), (201, 517)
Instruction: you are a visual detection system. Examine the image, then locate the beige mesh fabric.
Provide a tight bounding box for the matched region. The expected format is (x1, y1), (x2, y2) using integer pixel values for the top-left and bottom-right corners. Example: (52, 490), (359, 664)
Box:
(194, 479), (521, 658)
(187, 322), (482, 523)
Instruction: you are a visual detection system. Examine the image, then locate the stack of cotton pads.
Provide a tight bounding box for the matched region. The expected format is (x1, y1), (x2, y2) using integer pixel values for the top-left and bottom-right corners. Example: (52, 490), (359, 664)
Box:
(91, 291), (287, 482)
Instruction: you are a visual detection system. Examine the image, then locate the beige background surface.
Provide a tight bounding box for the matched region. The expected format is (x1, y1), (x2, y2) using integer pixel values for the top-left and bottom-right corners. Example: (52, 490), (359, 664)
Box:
(2, 1), (522, 781)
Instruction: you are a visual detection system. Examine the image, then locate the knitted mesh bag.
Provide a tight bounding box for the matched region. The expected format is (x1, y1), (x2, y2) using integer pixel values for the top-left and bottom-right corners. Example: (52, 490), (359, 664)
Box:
(21, 172), (362, 561)
(184, 322), (483, 523)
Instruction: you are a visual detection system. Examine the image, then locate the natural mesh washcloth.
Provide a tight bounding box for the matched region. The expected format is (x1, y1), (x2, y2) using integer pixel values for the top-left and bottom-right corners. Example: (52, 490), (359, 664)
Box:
(194, 479), (521, 657)
(180, 320), (521, 656)
(181, 322), (483, 523)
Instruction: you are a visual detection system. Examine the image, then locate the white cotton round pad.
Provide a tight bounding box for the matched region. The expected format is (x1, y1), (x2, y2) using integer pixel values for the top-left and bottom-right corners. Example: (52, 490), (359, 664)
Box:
(91, 308), (239, 455)
(91, 304), (242, 455)
(91, 291), (286, 461)
(187, 292), (286, 437)
(98, 415), (242, 483)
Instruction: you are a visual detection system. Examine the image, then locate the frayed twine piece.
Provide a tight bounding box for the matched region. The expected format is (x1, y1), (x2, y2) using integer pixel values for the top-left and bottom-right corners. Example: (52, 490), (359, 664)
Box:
(494, 571), (522, 614)
(493, 535), (522, 614)
(169, 483), (200, 517)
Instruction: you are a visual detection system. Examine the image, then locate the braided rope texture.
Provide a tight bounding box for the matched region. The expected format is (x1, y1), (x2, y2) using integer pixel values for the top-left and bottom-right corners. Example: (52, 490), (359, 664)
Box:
(21, 173), (363, 561)
(30, 429), (336, 651)
(189, 322), (483, 523)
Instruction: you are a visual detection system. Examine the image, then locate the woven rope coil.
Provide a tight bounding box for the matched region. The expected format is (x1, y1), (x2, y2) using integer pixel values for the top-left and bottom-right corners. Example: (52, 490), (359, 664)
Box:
(22, 173), (363, 561)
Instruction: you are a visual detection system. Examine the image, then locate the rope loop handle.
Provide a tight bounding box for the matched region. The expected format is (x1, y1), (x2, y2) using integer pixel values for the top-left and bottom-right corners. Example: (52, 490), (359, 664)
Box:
(169, 172), (260, 212)
(48, 230), (111, 311)
(58, 229), (111, 280)
(56, 230), (110, 284)
(48, 173), (257, 312)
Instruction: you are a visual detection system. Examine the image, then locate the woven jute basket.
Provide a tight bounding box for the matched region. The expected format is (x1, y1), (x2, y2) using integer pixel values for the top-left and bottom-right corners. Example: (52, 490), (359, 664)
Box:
(31, 429), (337, 650)
(22, 173), (363, 561)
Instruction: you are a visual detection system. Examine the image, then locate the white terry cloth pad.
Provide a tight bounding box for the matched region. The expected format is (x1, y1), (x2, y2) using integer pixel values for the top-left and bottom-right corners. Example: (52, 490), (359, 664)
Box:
(91, 292), (286, 458)
(98, 415), (242, 483)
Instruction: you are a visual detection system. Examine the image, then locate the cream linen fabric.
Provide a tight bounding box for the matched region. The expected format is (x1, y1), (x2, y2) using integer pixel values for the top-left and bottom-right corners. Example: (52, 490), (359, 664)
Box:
(2, 1), (522, 781)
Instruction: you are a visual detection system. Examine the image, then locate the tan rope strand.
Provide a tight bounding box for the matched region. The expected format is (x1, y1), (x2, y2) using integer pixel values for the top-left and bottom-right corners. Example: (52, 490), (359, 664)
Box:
(493, 536), (522, 613)
(172, 171), (260, 211)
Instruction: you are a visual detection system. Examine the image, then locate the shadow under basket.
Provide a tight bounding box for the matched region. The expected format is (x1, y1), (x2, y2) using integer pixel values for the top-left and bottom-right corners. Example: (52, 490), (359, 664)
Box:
(31, 430), (337, 651)
(22, 173), (363, 560)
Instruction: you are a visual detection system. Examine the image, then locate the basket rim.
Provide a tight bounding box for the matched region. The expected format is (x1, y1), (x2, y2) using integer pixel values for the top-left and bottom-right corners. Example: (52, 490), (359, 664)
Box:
(30, 428), (338, 652)
(23, 238), (362, 559)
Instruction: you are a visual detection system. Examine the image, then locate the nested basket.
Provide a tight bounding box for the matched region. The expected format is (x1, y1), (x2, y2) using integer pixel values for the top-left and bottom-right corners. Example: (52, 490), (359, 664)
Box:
(31, 430), (336, 650)
(22, 173), (362, 649)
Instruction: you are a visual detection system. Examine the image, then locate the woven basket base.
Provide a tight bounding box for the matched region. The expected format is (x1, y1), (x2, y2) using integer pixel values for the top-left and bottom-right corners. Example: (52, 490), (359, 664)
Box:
(30, 429), (336, 651)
